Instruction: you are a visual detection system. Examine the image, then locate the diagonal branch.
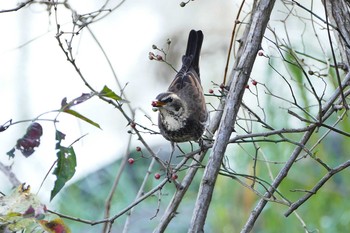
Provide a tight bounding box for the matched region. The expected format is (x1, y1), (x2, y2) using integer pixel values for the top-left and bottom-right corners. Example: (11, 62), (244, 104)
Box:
(241, 72), (350, 232)
(284, 159), (350, 217)
(188, 0), (277, 232)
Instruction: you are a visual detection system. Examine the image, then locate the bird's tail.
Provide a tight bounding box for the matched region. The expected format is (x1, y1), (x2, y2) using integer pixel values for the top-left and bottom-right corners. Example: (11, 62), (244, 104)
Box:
(183, 30), (203, 76)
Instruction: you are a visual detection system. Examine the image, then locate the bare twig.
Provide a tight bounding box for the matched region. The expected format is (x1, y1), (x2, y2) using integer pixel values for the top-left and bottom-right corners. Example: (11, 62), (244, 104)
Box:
(284, 159), (350, 216)
(0, 162), (21, 187)
(0, 0), (34, 13)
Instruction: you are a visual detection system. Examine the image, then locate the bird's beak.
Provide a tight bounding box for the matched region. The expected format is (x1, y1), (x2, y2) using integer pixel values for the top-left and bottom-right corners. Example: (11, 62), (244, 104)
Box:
(152, 100), (165, 107)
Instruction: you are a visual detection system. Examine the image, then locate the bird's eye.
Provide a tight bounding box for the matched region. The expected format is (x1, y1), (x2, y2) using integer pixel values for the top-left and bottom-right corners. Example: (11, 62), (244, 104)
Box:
(163, 97), (173, 103)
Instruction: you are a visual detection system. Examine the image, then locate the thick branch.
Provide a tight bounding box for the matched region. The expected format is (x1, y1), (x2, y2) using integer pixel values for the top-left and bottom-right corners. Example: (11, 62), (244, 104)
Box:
(188, 0), (277, 232)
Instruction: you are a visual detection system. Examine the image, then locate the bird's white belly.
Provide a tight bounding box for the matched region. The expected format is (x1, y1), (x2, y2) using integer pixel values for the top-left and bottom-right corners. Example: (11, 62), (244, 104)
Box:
(162, 115), (186, 131)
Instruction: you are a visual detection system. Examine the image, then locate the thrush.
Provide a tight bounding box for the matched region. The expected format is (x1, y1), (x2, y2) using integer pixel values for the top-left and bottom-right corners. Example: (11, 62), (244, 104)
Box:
(152, 30), (208, 143)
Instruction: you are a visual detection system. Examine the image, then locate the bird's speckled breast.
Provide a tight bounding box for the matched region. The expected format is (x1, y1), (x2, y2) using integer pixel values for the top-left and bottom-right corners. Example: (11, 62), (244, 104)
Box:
(158, 115), (205, 142)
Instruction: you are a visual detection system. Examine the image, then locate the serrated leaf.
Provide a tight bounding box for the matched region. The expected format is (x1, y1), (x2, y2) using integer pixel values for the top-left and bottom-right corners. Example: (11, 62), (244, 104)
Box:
(50, 146), (76, 201)
(100, 85), (122, 101)
(64, 109), (101, 129)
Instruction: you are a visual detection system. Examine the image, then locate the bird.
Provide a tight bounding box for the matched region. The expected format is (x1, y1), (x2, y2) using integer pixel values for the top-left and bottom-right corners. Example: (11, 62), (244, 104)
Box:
(152, 30), (208, 144)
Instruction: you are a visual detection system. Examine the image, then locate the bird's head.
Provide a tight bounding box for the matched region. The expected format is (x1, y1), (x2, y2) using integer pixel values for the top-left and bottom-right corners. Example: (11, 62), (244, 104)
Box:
(152, 92), (186, 117)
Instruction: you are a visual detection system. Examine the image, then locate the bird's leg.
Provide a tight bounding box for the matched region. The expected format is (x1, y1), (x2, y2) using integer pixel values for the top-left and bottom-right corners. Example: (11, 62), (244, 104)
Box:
(166, 142), (176, 178)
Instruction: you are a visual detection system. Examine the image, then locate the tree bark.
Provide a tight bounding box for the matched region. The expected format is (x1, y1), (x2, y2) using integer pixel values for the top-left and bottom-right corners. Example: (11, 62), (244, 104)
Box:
(188, 0), (277, 232)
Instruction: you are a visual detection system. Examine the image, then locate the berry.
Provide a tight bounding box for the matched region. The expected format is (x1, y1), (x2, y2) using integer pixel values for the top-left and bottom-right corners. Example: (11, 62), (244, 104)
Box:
(257, 50), (264, 56)
(136, 146), (141, 152)
(208, 89), (214, 94)
(245, 84), (250, 89)
(156, 55), (163, 61)
(154, 173), (161, 179)
(252, 80), (257, 86)
(148, 52), (154, 60)
(171, 173), (178, 180)
(128, 158), (135, 165)
(151, 101), (158, 107)
(219, 83), (225, 89)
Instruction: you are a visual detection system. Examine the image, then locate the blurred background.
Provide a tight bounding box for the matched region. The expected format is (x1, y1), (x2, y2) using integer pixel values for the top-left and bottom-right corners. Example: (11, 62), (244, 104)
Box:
(1, 0), (350, 232)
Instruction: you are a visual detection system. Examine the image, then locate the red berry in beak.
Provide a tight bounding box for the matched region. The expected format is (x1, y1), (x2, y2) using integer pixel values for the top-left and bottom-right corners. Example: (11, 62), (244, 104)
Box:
(152, 101), (158, 107)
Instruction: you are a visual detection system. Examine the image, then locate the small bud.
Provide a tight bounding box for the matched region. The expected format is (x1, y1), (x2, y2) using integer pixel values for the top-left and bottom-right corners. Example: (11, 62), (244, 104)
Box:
(208, 89), (214, 94)
(308, 70), (314, 75)
(245, 84), (250, 89)
(130, 122), (136, 128)
(251, 80), (257, 86)
(180, 2), (186, 7)
(152, 44), (157, 50)
(154, 173), (161, 179)
(136, 146), (141, 152)
(220, 83), (225, 89)
(235, 19), (241, 24)
(166, 38), (171, 45)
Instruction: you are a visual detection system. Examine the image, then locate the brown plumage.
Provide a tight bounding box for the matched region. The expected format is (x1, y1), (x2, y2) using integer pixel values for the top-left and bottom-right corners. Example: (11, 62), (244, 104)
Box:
(152, 30), (207, 143)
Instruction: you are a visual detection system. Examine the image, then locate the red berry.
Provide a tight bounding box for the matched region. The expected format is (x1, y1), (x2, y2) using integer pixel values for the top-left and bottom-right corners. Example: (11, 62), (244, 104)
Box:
(151, 101), (158, 107)
(128, 158), (134, 165)
(154, 173), (161, 179)
(245, 84), (250, 89)
(148, 52), (154, 60)
(136, 146), (141, 152)
(208, 89), (214, 94)
(156, 55), (163, 61)
(252, 80), (257, 86)
(257, 50), (264, 56)
(171, 173), (178, 180)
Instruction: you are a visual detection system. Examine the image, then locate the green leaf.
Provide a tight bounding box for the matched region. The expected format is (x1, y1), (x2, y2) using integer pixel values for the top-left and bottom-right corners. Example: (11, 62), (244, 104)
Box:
(99, 85), (122, 101)
(50, 146), (77, 201)
(64, 109), (101, 129)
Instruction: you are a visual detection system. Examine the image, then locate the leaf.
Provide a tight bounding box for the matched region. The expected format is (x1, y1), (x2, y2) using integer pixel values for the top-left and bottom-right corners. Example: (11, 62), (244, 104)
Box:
(61, 93), (92, 110)
(7, 147), (15, 158)
(64, 109), (101, 129)
(50, 146), (76, 201)
(39, 218), (71, 233)
(99, 85), (122, 101)
(0, 184), (71, 232)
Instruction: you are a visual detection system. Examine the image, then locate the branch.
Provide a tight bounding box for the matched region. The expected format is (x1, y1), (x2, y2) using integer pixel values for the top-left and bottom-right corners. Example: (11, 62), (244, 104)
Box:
(241, 71), (350, 232)
(0, 161), (21, 187)
(284, 160), (350, 217)
(0, 0), (34, 13)
(188, 0), (277, 232)
(153, 101), (225, 232)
